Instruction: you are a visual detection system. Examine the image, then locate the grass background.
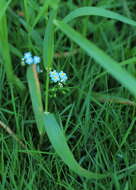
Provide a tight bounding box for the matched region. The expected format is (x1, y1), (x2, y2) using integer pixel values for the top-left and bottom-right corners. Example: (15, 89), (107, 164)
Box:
(1, 0), (136, 189)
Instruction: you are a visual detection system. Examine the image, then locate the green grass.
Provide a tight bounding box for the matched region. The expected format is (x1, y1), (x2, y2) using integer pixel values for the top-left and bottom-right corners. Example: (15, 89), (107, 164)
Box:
(1, 0), (136, 189)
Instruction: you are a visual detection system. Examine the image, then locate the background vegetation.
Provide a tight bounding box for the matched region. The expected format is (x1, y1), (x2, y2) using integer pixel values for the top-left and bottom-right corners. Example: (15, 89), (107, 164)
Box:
(0, 0), (136, 189)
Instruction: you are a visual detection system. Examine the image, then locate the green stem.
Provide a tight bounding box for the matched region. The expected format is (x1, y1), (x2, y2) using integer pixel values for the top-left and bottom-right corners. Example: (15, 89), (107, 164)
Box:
(43, 10), (58, 112)
(38, 135), (44, 150)
(45, 70), (49, 112)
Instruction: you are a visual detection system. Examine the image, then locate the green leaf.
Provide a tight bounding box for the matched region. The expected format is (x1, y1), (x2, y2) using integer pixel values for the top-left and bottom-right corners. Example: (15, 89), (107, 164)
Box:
(27, 65), (45, 136)
(0, 0), (26, 95)
(93, 92), (136, 106)
(63, 6), (136, 26)
(32, 0), (50, 29)
(49, 0), (60, 9)
(43, 9), (56, 70)
(43, 112), (109, 179)
(119, 117), (136, 149)
(54, 20), (136, 97)
(0, 0), (11, 21)
(43, 9), (57, 111)
(124, 182), (129, 190)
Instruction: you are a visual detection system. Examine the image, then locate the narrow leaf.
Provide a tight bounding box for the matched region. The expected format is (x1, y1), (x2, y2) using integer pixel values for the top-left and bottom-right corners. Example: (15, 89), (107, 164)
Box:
(0, 0), (11, 21)
(64, 6), (136, 26)
(32, 0), (50, 29)
(27, 65), (45, 135)
(119, 117), (136, 149)
(93, 93), (136, 106)
(0, 0), (26, 95)
(43, 9), (57, 111)
(43, 9), (56, 70)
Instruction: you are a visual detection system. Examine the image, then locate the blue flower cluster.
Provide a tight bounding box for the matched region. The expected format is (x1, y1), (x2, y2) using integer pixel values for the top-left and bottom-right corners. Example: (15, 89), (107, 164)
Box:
(49, 70), (68, 83)
(22, 52), (41, 65)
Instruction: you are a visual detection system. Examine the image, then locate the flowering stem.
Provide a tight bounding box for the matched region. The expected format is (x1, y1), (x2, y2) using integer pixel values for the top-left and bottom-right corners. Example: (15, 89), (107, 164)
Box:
(45, 69), (50, 112)
(43, 10), (57, 112)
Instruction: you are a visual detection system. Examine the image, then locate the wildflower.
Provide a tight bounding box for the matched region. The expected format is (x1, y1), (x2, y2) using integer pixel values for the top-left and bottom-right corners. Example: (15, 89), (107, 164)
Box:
(49, 70), (68, 84)
(50, 70), (58, 77)
(49, 70), (60, 83)
(24, 52), (32, 60)
(59, 71), (68, 82)
(51, 74), (60, 83)
(25, 57), (33, 65)
(33, 56), (41, 64)
(22, 52), (41, 66)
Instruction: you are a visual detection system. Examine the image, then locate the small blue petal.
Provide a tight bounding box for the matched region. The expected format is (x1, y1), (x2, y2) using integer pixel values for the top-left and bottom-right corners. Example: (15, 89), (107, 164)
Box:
(25, 57), (33, 64)
(50, 71), (60, 82)
(24, 52), (32, 60)
(50, 70), (58, 77)
(33, 56), (41, 64)
(59, 71), (68, 82)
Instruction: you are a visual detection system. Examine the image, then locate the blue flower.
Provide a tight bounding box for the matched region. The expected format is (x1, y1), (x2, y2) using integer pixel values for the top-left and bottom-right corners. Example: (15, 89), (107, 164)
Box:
(49, 70), (57, 77)
(33, 56), (41, 64)
(22, 52), (41, 65)
(25, 57), (34, 64)
(49, 70), (60, 83)
(24, 52), (32, 60)
(59, 71), (68, 82)
(49, 70), (68, 84)
(51, 74), (60, 83)
(23, 52), (33, 64)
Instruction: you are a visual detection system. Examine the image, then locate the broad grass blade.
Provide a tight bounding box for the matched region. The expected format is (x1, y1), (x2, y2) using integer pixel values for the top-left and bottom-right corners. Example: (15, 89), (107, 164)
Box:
(27, 65), (45, 135)
(43, 10), (56, 70)
(54, 20), (136, 97)
(64, 6), (136, 26)
(0, 0), (11, 21)
(44, 112), (109, 179)
(0, 0), (26, 95)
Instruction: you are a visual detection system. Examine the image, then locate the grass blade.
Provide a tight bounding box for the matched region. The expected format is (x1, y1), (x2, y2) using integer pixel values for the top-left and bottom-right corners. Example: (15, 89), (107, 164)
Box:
(54, 20), (136, 97)
(43, 112), (109, 179)
(27, 65), (45, 136)
(64, 6), (136, 26)
(0, 0), (11, 20)
(119, 117), (136, 149)
(32, 0), (50, 29)
(0, 0), (26, 95)
(93, 93), (136, 106)
(48, 0), (60, 9)
(43, 10), (56, 70)
(43, 9), (57, 111)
